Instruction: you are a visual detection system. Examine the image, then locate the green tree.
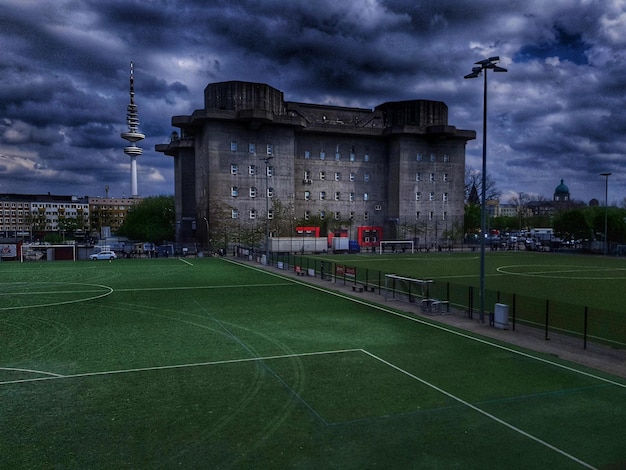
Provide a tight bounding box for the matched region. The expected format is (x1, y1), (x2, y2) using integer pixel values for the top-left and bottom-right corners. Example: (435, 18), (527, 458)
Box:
(590, 206), (626, 245)
(553, 209), (591, 241)
(117, 196), (175, 243)
(464, 203), (481, 237)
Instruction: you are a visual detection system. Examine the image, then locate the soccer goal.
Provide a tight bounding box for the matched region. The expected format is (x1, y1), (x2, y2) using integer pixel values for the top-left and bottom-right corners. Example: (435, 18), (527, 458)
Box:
(379, 240), (414, 254)
(384, 274), (432, 303)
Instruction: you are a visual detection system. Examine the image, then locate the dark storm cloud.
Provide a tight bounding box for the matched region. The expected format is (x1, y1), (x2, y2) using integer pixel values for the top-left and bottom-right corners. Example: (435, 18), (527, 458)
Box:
(0, 0), (625, 203)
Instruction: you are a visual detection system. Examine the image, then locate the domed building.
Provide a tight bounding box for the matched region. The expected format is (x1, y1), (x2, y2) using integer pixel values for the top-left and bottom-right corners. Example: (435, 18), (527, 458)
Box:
(554, 179), (570, 202)
(529, 179), (583, 217)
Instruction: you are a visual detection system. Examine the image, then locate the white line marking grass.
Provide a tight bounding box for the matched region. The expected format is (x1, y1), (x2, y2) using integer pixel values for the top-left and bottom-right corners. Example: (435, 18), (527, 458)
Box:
(225, 258), (626, 391)
(362, 350), (598, 470)
(0, 367), (64, 378)
(114, 282), (294, 293)
(0, 348), (599, 469)
(0, 349), (362, 386)
(0, 283), (113, 311)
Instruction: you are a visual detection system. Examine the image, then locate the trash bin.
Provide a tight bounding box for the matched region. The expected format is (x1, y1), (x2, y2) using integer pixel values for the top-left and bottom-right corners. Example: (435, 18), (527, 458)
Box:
(494, 303), (509, 329)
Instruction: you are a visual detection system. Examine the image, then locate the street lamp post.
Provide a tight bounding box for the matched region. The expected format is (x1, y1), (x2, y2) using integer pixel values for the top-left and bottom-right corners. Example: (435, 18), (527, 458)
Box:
(263, 156), (274, 264)
(600, 172), (611, 255)
(465, 56), (507, 323)
(203, 216), (209, 252)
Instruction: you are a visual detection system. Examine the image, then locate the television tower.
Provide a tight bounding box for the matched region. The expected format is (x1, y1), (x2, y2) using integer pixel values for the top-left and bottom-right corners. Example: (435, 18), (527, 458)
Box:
(121, 61), (145, 198)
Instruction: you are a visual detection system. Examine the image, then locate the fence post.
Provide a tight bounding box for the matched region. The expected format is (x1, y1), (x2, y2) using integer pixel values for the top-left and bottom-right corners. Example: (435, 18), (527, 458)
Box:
(512, 294), (516, 331)
(446, 282), (450, 313)
(546, 300), (550, 340)
(468, 286), (473, 319)
(583, 305), (588, 349)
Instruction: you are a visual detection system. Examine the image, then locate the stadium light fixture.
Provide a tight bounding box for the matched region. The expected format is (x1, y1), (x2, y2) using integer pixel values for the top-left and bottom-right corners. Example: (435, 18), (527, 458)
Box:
(465, 56), (507, 323)
(600, 172), (611, 255)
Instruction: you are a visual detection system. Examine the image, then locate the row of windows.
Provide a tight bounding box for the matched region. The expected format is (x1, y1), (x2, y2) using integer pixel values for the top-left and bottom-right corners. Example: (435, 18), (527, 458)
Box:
(417, 153), (450, 162)
(229, 187), (451, 202)
(303, 147), (370, 162)
(1, 203), (88, 209)
(3, 210), (89, 217)
(229, 209), (377, 221)
(416, 192), (451, 202)
(416, 172), (449, 182)
(304, 191), (369, 202)
(230, 142), (274, 155)
(416, 211), (450, 221)
(230, 164), (273, 176)
(301, 191), (451, 202)
(228, 208), (451, 221)
(230, 187), (274, 198)
(300, 150), (451, 163)
(227, 165), (449, 184)
(303, 170), (370, 182)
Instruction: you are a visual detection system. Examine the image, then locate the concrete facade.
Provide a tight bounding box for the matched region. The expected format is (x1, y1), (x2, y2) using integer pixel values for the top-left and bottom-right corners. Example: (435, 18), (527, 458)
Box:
(156, 81), (475, 249)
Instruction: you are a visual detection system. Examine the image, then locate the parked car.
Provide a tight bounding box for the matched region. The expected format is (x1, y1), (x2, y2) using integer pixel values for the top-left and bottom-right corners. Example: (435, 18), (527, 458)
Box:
(89, 250), (117, 260)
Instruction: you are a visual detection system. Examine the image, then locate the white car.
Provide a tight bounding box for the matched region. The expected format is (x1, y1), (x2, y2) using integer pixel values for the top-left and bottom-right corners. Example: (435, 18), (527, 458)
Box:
(89, 250), (117, 260)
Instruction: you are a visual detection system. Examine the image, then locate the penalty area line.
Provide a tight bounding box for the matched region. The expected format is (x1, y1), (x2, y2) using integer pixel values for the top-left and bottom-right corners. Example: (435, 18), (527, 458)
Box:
(0, 348), (362, 386)
(362, 349), (598, 470)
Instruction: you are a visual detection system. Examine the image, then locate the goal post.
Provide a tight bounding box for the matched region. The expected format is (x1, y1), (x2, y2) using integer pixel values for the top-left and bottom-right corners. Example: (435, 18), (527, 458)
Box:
(384, 274), (432, 303)
(379, 240), (414, 254)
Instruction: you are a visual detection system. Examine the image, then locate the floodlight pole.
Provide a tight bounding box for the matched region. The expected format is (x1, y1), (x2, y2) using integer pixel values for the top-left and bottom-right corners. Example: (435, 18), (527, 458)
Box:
(600, 172), (611, 255)
(203, 216), (209, 252)
(465, 57), (507, 323)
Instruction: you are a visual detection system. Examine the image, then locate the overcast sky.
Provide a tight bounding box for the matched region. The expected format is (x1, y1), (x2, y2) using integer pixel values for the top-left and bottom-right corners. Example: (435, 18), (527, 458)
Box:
(1, 0), (625, 205)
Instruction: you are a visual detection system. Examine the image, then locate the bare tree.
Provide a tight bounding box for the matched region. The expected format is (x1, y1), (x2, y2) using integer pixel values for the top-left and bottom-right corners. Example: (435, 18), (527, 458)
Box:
(464, 167), (500, 202)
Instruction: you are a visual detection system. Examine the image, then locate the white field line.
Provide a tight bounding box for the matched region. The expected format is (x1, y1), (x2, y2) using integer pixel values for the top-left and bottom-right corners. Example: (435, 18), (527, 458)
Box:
(0, 289), (107, 296)
(362, 349), (598, 470)
(113, 282), (294, 292)
(224, 258), (626, 390)
(0, 367), (64, 378)
(0, 348), (363, 386)
(0, 284), (114, 311)
(1, 343), (599, 468)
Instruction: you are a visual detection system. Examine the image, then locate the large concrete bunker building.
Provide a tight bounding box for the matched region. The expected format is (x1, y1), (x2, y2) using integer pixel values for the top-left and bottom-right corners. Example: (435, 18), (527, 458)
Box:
(156, 81), (475, 250)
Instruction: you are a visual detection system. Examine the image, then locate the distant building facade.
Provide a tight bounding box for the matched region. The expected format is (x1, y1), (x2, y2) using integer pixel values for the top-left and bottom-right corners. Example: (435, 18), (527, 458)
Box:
(528, 179), (583, 217)
(156, 81), (475, 248)
(0, 193), (89, 240)
(88, 197), (142, 236)
(0, 193), (141, 241)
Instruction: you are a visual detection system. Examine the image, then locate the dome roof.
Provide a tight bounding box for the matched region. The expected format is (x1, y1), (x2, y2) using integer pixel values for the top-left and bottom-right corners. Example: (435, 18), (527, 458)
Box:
(554, 179), (569, 195)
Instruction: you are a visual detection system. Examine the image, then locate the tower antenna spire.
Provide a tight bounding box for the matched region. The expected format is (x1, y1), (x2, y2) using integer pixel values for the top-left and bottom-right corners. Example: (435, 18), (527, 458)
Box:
(121, 61), (145, 198)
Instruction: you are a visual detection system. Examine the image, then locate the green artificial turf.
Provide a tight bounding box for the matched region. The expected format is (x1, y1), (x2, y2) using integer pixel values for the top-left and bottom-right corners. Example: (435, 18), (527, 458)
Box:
(1, 256), (625, 469)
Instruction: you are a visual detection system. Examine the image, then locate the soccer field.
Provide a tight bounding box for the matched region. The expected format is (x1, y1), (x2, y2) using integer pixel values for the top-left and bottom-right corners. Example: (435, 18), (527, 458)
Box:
(278, 250), (626, 348)
(1, 257), (625, 469)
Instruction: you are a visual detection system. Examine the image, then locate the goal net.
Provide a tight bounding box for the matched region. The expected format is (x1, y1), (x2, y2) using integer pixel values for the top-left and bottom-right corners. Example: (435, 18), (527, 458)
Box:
(379, 240), (414, 254)
(384, 274), (432, 303)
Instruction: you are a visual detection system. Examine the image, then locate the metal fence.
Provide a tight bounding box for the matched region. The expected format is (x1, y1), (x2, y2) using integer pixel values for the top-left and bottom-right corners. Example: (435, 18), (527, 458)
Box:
(262, 252), (626, 351)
